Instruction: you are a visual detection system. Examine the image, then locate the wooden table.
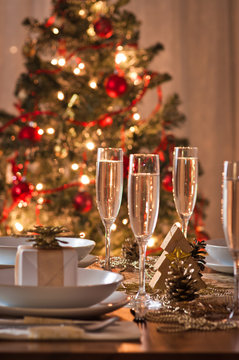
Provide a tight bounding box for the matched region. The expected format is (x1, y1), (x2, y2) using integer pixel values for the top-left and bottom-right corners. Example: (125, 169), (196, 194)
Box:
(0, 305), (239, 360)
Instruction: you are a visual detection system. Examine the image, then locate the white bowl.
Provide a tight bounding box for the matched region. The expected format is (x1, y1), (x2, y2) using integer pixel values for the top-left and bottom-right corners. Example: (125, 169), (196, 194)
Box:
(0, 236), (95, 265)
(0, 268), (123, 308)
(206, 238), (233, 265)
(0, 237), (31, 265)
(56, 237), (95, 261)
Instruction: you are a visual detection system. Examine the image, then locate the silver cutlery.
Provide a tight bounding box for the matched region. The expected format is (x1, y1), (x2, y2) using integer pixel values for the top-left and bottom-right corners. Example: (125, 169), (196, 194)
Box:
(0, 316), (119, 332)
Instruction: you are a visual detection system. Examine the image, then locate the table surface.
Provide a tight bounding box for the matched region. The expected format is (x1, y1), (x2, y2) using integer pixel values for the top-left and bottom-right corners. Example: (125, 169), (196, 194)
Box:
(0, 305), (239, 360)
(0, 263), (238, 360)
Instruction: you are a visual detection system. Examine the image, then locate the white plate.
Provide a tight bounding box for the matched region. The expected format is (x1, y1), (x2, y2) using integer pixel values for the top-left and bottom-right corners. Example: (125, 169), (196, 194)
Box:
(0, 291), (129, 319)
(0, 236), (96, 265)
(206, 238), (233, 266)
(57, 237), (95, 261)
(206, 255), (233, 274)
(0, 268), (123, 309)
(78, 254), (98, 268)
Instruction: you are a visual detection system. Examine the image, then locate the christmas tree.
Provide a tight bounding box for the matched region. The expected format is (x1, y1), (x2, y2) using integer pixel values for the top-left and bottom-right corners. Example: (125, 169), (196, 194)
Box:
(0, 0), (208, 255)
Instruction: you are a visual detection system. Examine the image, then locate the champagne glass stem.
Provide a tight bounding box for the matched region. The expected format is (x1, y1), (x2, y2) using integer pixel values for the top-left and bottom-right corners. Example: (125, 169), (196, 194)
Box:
(181, 217), (189, 238)
(138, 240), (148, 296)
(104, 224), (112, 271)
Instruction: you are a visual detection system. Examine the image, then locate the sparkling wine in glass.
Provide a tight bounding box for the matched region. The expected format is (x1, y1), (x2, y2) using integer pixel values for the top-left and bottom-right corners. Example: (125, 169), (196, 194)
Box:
(173, 147), (198, 238)
(128, 154), (160, 311)
(96, 148), (123, 270)
(222, 161), (239, 319)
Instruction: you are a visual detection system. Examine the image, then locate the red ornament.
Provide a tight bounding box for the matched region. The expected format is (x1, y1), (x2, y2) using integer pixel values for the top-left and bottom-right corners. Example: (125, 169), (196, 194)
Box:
(18, 126), (42, 142)
(105, 74), (128, 98)
(123, 155), (129, 179)
(11, 181), (33, 202)
(94, 17), (113, 39)
(99, 116), (113, 128)
(162, 172), (173, 192)
(73, 191), (93, 213)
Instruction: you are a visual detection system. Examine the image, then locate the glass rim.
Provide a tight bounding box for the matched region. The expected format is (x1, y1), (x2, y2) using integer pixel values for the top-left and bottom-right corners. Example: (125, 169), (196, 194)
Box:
(174, 146), (198, 150)
(129, 153), (159, 157)
(224, 160), (239, 165)
(97, 147), (123, 151)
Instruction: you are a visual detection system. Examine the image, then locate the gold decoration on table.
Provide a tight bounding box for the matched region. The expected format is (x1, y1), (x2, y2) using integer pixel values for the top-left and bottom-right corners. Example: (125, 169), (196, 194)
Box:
(25, 226), (69, 249)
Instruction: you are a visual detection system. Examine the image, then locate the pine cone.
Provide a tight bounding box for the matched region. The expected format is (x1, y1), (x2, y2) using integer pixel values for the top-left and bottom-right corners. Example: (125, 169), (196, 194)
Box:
(191, 239), (206, 272)
(122, 237), (139, 262)
(26, 226), (69, 249)
(165, 259), (199, 302)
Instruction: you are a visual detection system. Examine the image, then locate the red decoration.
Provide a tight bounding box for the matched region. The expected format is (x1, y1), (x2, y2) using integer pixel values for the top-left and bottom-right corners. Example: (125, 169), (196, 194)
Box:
(94, 17), (113, 39)
(162, 171), (173, 192)
(196, 227), (210, 242)
(18, 126), (42, 142)
(123, 155), (129, 179)
(73, 191), (93, 213)
(99, 116), (113, 128)
(105, 74), (128, 98)
(11, 181), (33, 202)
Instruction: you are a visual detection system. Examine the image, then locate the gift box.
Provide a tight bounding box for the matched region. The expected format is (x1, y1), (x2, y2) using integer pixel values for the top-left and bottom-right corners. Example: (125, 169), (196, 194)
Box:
(15, 245), (78, 287)
(149, 223), (205, 290)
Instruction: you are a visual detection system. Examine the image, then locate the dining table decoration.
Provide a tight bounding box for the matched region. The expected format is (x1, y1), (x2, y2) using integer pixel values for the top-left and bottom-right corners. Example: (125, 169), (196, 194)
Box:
(15, 226), (78, 287)
(149, 223), (206, 291)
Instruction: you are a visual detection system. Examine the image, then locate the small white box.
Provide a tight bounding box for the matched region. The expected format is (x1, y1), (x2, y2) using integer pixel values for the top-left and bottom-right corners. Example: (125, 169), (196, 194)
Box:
(15, 245), (78, 287)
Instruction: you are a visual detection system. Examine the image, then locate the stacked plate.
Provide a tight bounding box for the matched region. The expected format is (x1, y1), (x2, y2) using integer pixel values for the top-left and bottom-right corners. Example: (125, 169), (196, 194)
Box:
(0, 236), (128, 318)
(206, 238), (233, 274)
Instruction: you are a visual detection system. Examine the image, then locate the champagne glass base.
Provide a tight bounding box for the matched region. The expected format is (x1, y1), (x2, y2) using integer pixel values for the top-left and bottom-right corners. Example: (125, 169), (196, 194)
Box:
(129, 292), (164, 318)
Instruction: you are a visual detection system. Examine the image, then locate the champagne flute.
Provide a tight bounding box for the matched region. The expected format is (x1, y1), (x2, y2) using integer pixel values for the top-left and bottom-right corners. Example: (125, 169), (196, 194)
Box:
(128, 154), (160, 310)
(96, 148), (123, 271)
(172, 147), (198, 238)
(222, 161), (239, 319)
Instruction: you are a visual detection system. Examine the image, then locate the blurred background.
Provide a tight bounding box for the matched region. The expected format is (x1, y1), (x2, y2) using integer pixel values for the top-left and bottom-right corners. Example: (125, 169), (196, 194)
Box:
(0, 0), (238, 240)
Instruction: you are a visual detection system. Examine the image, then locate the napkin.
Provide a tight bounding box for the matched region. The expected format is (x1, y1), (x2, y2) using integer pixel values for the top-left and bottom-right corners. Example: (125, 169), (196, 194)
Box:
(0, 321), (140, 341)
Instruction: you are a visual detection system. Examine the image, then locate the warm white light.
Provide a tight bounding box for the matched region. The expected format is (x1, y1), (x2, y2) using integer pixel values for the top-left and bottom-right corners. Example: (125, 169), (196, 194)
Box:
(18, 202), (23, 208)
(38, 128), (44, 135)
(58, 57), (66, 66)
(15, 222), (23, 232)
(117, 45), (123, 51)
(80, 175), (90, 185)
(129, 71), (138, 81)
(130, 126), (135, 133)
(71, 163), (79, 171)
(133, 113), (140, 121)
(51, 58), (58, 65)
(96, 129), (102, 136)
(148, 236), (157, 248)
(73, 67), (80, 75)
(80, 232), (86, 238)
(115, 53), (127, 64)
(38, 197), (44, 204)
(79, 9), (86, 16)
(89, 80), (97, 89)
(86, 141), (95, 150)
(57, 91), (64, 100)
(122, 218), (128, 225)
(47, 127), (55, 135)
(52, 27), (59, 34)
(87, 26), (95, 37)
(36, 183), (43, 191)
(112, 224), (117, 231)
(78, 62), (85, 70)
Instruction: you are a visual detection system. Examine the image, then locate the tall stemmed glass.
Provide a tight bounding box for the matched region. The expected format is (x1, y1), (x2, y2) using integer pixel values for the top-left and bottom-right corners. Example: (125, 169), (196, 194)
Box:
(172, 147), (198, 238)
(128, 154), (160, 310)
(222, 161), (239, 319)
(96, 148), (123, 271)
